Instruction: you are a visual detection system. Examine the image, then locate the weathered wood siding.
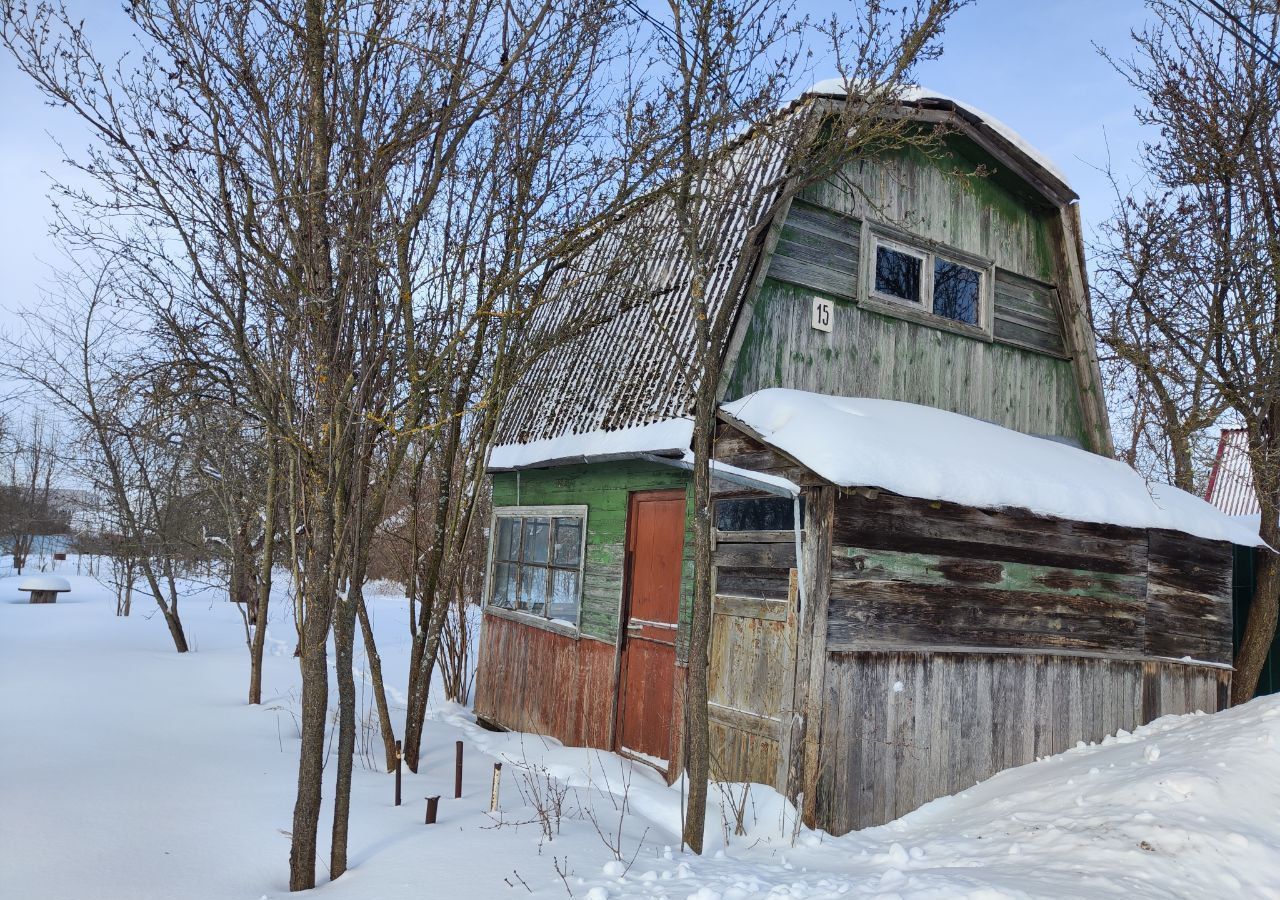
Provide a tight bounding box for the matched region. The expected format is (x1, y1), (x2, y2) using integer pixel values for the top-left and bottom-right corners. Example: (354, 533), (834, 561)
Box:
(727, 280), (1088, 445)
(474, 612), (617, 749)
(828, 490), (1151, 655)
(708, 521), (798, 785)
(1146, 530), (1234, 663)
(993, 270), (1066, 356)
(809, 487), (1234, 834)
(726, 142), (1090, 446)
(804, 141), (1057, 279)
(491, 461), (693, 644)
(813, 651), (1229, 833)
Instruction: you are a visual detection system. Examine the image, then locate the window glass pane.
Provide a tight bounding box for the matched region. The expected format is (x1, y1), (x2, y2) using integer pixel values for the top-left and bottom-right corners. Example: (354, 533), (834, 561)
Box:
(521, 517), (550, 564)
(875, 244), (922, 303)
(715, 497), (797, 531)
(491, 561), (516, 608)
(553, 517), (582, 567)
(518, 564), (547, 615)
(548, 569), (579, 623)
(933, 258), (981, 324)
(495, 517), (519, 562)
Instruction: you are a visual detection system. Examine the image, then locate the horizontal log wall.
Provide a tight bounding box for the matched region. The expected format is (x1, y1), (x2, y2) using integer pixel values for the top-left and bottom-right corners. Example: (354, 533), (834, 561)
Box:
(827, 490), (1234, 666)
(829, 490), (1151, 656)
(814, 651), (1229, 834)
(474, 611), (616, 749)
(1146, 530), (1234, 663)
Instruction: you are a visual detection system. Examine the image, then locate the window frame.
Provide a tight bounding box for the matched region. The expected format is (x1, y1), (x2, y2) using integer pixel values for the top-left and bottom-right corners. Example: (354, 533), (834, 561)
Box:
(869, 234), (930, 309)
(483, 504), (589, 638)
(862, 224), (995, 340)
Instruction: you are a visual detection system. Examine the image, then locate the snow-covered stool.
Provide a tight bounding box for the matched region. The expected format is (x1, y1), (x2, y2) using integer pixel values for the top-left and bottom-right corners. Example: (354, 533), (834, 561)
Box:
(19, 576), (71, 604)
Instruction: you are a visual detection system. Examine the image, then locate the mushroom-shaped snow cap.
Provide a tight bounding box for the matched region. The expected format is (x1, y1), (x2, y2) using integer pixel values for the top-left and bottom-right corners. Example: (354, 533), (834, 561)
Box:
(18, 576), (71, 592)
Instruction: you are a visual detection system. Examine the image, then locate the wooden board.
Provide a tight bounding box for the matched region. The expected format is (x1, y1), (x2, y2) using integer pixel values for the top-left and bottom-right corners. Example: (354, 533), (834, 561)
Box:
(1145, 530), (1234, 664)
(723, 279), (1091, 448)
(707, 590), (795, 785)
(473, 611), (616, 749)
(813, 650), (1230, 834)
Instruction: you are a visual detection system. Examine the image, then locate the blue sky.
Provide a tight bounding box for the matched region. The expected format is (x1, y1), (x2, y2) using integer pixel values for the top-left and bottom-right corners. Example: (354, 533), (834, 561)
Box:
(0, 1), (1153, 318)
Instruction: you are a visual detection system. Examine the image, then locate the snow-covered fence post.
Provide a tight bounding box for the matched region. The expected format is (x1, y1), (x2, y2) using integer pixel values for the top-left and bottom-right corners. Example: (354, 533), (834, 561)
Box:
(424, 795), (439, 825)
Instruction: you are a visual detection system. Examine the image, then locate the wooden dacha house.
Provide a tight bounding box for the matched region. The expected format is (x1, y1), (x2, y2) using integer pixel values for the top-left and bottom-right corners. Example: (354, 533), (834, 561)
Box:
(473, 85), (1264, 835)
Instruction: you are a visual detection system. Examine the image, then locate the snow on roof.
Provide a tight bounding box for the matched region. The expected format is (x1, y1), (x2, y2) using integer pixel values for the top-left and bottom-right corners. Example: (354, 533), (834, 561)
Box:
(488, 417), (694, 471)
(803, 80), (1072, 191)
(18, 576), (71, 592)
(721, 389), (1266, 547)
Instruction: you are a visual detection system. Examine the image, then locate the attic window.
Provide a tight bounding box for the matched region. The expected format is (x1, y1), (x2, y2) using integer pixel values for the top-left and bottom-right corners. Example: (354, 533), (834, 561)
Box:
(867, 231), (991, 333)
(873, 242), (925, 305)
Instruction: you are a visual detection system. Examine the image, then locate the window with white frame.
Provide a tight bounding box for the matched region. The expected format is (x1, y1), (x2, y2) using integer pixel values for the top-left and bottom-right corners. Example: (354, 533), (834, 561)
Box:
(488, 506), (587, 627)
(869, 232), (989, 330)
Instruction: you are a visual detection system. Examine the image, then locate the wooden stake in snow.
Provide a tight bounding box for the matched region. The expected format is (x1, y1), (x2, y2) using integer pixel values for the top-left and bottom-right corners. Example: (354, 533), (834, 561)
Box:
(489, 763), (502, 812)
(424, 795), (439, 825)
(454, 741), (463, 799)
(394, 741), (402, 807)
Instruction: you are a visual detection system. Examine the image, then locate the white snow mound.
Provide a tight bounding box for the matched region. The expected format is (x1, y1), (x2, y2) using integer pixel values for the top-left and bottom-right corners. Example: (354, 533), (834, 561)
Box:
(722, 389), (1265, 546)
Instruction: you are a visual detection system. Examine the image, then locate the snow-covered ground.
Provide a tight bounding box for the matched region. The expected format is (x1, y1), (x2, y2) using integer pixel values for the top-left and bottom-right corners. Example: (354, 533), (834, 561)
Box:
(3, 566), (1280, 899)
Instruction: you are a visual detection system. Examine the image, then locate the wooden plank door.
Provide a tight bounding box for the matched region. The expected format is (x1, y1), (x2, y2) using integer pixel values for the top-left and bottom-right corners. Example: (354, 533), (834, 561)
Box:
(707, 571), (798, 787)
(615, 489), (686, 767)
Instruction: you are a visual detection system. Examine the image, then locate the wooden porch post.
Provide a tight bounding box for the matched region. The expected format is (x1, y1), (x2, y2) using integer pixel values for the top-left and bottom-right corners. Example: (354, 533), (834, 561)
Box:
(783, 485), (834, 827)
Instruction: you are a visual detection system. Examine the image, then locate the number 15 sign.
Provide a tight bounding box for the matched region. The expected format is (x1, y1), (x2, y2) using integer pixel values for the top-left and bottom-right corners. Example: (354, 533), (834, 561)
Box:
(811, 296), (833, 332)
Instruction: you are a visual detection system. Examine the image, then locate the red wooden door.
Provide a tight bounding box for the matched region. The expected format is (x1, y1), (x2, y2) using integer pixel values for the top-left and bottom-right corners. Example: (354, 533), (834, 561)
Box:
(615, 489), (686, 766)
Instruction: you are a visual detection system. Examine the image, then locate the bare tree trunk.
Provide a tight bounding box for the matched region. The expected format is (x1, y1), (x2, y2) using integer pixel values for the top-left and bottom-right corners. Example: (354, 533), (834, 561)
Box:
(288, 497), (336, 891)
(355, 595), (397, 770)
(681, 378), (717, 854)
(330, 585), (358, 880)
(249, 447), (279, 705)
(1235, 549), (1280, 704)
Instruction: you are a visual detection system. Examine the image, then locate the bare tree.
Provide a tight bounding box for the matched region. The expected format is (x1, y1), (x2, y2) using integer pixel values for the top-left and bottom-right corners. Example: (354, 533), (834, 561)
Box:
(1099, 0), (1280, 703)
(1, 0), (680, 888)
(632, 0), (965, 852)
(2, 417), (66, 574)
(1093, 168), (1231, 491)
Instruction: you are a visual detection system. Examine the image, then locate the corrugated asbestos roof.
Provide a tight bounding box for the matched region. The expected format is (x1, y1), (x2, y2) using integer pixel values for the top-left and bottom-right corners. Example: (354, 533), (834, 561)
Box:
(493, 124), (793, 448)
(1207, 428), (1260, 517)
(490, 89), (1079, 463)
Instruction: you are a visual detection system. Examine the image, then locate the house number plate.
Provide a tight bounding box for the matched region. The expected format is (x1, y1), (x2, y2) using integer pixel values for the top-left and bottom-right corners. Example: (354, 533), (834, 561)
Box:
(811, 296), (833, 332)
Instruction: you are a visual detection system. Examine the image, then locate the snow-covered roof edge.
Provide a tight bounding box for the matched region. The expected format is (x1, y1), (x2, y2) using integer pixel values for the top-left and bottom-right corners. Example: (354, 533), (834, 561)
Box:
(488, 417), (694, 471)
(803, 80), (1073, 196)
(721, 389), (1266, 548)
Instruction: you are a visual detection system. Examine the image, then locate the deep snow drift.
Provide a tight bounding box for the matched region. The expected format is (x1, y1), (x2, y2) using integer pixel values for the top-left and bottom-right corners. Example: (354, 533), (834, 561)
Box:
(3, 567), (1280, 899)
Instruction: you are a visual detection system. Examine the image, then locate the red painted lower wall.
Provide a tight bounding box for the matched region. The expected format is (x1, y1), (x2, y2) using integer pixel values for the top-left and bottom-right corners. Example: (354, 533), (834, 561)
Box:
(474, 612), (617, 750)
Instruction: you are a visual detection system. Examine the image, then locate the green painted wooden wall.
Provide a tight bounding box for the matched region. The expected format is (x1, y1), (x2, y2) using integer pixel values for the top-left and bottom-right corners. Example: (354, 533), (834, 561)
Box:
(725, 140), (1089, 446)
(491, 461), (694, 646)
